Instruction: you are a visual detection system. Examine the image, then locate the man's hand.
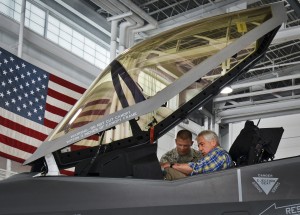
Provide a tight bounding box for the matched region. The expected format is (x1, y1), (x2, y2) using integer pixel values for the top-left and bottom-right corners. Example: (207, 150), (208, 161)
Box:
(160, 162), (171, 169)
(172, 163), (193, 175)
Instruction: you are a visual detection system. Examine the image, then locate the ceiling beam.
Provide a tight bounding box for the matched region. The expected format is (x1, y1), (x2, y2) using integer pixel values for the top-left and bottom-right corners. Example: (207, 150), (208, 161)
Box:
(286, 0), (300, 18)
(40, 0), (111, 45)
(230, 73), (300, 90)
(216, 99), (300, 124)
(272, 25), (300, 44)
(145, 0), (260, 36)
(214, 85), (300, 102)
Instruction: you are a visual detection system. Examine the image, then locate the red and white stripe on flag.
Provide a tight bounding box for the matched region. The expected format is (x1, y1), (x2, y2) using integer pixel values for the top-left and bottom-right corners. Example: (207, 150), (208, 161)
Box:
(0, 47), (87, 175)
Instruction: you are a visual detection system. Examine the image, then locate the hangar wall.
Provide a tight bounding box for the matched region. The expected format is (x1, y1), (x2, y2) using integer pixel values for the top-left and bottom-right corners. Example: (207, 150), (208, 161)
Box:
(0, 13), (98, 88)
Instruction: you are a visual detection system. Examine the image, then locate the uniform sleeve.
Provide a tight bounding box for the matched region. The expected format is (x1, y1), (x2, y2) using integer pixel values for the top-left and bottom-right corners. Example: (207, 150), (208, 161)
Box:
(160, 154), (168, 163)
(160, 151), (172, 163)
(191, 149), (202, 162)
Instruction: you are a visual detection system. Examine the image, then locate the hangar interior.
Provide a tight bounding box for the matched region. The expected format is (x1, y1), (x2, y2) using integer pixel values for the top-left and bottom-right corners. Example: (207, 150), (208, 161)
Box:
(0, 0), (300, 179)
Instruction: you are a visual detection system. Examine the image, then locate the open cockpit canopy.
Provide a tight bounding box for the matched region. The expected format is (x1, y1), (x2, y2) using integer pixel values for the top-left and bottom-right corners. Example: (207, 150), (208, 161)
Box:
(24, 3), (287, 170)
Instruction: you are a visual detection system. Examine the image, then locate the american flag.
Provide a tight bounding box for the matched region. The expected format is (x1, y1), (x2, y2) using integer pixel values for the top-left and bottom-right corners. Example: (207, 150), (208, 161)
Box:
(0, 47), (86, 164)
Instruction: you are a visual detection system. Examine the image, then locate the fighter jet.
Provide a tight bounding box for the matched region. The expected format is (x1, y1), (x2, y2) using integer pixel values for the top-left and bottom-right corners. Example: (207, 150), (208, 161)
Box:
(1, 3), (297, 215)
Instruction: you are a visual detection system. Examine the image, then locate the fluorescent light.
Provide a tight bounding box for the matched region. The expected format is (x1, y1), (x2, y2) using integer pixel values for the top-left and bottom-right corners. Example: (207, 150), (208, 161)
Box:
(69, 108), (82, 125)
(221, 86), (233, 94)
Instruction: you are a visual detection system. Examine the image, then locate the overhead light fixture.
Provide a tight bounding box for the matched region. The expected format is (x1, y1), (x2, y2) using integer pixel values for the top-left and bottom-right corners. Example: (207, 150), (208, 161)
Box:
(220, 86), (233, 94)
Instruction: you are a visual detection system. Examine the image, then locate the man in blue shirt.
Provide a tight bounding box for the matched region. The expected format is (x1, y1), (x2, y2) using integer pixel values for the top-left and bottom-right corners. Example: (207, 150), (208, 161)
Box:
(165, 130), (233, 180)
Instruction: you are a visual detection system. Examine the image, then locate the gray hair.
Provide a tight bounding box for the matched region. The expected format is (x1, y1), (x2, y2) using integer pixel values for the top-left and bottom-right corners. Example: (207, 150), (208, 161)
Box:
(197, 130), (219, 145)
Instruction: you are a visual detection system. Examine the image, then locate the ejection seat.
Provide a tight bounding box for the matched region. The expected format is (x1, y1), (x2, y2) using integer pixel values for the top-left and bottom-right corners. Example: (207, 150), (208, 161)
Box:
(229, 120), (284, 167)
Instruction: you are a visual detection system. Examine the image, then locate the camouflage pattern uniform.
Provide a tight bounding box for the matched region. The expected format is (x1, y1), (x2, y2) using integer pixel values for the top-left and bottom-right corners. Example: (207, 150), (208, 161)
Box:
(160, 148), (202, 163)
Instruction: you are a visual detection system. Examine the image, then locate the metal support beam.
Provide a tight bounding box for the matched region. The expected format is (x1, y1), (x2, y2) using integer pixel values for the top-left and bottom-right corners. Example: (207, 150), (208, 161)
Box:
(107, 11), (133, 21)
(272, 26), (300, 44)
(217, 99), (300, 124)
(17, 0), (26, 58)
(214, 85), (300, 102)
(231, 73), (300, 90)
(286, 0), (300, 18)
(110, 20), (118, 61)
(119, 0), (158, 27)
(145, 0), (261, 36)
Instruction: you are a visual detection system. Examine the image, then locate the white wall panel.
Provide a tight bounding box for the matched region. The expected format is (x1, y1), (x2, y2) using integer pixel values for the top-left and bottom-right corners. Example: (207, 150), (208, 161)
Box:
(157, 129), (175, 160)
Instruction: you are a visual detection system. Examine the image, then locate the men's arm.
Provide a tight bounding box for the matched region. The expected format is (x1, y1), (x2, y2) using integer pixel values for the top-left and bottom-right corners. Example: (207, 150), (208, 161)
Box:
(172, 163), (193, 175)
(161, 162), (171, 168)
(189, 148), (229, 175)
(160, 150), (174, 168)
(160, 153), (170, 168)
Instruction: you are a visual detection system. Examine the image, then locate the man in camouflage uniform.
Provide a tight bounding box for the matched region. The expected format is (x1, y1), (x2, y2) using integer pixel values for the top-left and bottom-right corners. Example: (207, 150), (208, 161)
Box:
(160, 129), (201, 169)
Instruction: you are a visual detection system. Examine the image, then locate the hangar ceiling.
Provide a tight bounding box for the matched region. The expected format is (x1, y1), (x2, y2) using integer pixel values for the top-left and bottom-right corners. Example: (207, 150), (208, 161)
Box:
(42, 0), (300, 124)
